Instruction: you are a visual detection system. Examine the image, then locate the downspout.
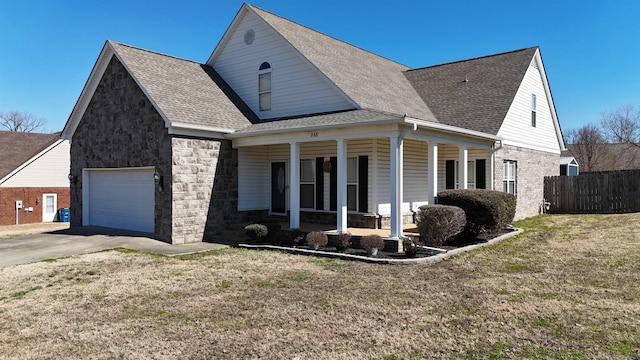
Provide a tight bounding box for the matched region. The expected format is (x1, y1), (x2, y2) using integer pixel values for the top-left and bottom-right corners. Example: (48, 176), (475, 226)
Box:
(490, 140), (503, 191)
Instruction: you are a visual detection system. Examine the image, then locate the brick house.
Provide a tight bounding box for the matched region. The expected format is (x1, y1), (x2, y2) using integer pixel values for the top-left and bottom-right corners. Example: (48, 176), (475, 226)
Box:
(61, 4), (565, 246)
(0, 131), (70, 225)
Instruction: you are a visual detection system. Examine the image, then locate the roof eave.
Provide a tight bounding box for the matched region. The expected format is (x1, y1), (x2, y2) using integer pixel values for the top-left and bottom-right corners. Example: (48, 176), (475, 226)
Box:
(61, 41), (114, 142)
(225, 116), (402, 139)
(169, 122), (236, 139)
(404, 117), (502, 141)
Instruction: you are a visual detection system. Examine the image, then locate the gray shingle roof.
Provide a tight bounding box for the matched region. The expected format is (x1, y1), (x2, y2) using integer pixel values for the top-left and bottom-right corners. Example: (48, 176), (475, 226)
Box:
(0, 131), (61, 180)
(230, 109), (404, 136)
(404, 47), (539, 135)
(249, 5), (437, 123)
(110, 42), (255, 130)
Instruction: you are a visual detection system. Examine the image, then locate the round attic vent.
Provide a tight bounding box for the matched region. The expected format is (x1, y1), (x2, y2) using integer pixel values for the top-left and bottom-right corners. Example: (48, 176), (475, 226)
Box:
(244, 29), (255, 45)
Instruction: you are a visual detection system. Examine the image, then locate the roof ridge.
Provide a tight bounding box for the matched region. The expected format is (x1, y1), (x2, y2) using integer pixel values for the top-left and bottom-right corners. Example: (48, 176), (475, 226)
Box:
(407, 46), (539, 72)
(247, 4), (410, 69)
(108, 40), (203, 65)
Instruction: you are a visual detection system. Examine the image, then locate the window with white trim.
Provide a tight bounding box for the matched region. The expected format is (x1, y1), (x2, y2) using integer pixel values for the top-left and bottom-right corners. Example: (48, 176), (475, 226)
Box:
(503, 160), (517, 195)
(347, 157), (358, 211)
(454, 161), (476, 189)
(531, 94), (537, 127)
(300, 159), (315, 209)
(258, 62), (271, 111)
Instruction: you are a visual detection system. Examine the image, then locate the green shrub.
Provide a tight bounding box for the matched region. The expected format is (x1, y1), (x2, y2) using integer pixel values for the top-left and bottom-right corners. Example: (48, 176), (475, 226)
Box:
(360, 234), (384, 250)
(417, 205), (466, 247)
(437, 189), (516, 237)
(306, 231), (328, 249)
(244, 224), (268, 242)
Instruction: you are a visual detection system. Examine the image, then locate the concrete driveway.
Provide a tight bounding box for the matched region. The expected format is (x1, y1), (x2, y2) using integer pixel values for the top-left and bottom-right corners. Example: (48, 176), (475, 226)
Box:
(0, 226), (227, 268)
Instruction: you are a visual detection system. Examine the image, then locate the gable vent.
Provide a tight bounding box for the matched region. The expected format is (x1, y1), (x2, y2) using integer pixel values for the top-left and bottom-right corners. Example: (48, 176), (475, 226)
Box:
(244, 29), (255, 45)
(531, 59), (539, 70)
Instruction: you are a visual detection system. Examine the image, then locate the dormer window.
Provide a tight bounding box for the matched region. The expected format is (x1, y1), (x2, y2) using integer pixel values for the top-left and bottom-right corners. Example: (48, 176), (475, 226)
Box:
(258, 62), (271, 111)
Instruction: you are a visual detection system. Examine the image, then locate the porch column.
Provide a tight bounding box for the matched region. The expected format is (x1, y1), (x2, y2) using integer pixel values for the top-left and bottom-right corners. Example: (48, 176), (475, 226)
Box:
(390, 136), (403, 239)
(336, 139), (348, 233)
(427, 142), (438, 204)
(290, 142), (300, 229)
(458, 145), (468, 189)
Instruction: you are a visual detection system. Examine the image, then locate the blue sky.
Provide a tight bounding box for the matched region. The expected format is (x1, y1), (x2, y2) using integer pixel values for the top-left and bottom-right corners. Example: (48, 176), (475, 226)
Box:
(1, 0), (639, 133)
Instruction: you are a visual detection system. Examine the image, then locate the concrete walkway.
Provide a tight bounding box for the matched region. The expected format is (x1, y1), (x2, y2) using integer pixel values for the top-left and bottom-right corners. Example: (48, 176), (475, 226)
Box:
(0, 226), (228, 268)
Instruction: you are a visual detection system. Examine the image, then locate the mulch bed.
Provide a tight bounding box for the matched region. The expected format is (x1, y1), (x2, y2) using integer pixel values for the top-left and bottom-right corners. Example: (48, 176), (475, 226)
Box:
(240, 229), (515, 260)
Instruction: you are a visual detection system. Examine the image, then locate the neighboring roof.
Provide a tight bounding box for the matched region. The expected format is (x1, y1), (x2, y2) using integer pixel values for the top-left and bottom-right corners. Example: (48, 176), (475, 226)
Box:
(245, 5), (438, 122)
(229, 109), (404, 136)
(0, 131), (62, 180)
(564, 143), (640, 171)
(404, 47), (539, 135)
(560, 157), (578, 165)
(110, 42), (256, 130)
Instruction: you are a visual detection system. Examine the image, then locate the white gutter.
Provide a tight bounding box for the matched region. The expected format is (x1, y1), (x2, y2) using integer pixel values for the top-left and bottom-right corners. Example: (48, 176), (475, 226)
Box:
(169, 122), (236, 134)
(404, 116), (502, 141)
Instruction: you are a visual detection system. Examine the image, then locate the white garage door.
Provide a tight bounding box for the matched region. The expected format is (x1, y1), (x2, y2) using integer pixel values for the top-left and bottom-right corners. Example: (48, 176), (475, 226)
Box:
(86, 168), (155, 233)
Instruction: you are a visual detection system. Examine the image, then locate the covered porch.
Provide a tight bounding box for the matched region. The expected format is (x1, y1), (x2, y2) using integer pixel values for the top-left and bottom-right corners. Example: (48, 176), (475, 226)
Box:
(227, 110), (500, 251)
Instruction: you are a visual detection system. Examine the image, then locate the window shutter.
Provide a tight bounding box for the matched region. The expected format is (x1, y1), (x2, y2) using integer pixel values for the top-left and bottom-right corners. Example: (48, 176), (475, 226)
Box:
(330, 157), (337, 211)
(315, 157), (324, 210)
(476, 159), (486, 189)
(445, 160), (455, 189)
(358, 155), (368, 213)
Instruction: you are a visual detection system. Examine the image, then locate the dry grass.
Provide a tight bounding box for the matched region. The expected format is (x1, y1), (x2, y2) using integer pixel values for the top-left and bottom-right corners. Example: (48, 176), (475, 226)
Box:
(0, 222), (69, 240)
(1, 214), (639, 359)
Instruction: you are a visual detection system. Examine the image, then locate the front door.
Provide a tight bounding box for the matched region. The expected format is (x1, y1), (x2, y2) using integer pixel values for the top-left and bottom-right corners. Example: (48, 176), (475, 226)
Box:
(42, 193), (57, 222)
(271, 161), (286, 214)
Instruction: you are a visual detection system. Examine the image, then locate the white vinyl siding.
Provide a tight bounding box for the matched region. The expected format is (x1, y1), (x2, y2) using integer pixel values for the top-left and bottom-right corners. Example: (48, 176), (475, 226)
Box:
(238, 139), (493, 218)
(437, 145), (491, 191)
(402, 139), (429, 211)
(497, 62), (560, 152)
(209, 11), (354, 119)
(237, 147), (269, 210)
(0, 140), (70, 188)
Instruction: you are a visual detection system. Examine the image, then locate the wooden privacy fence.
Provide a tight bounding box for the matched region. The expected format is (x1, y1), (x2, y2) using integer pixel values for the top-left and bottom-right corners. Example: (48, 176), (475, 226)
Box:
(544, 169), (640, 214)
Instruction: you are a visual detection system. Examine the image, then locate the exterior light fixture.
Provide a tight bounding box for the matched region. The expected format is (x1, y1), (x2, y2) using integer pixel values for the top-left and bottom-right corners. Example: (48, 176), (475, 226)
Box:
(154, 170), (161, 185)
(68, 173), (77, 183)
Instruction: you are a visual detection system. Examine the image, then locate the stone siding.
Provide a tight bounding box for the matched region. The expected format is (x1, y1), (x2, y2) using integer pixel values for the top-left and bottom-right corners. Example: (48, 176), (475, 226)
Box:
(70, 56), (173, 241)
(493, 144), (559, 220)
(171, 137), (240, 244)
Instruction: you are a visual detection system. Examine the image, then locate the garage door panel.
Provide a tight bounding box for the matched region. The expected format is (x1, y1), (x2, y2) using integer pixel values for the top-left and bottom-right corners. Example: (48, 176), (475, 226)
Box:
(87, 169), (155, 233)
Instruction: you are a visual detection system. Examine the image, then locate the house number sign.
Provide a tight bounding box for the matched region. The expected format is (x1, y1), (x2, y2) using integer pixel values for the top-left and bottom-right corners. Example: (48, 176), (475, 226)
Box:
(310, 131), (318, 137)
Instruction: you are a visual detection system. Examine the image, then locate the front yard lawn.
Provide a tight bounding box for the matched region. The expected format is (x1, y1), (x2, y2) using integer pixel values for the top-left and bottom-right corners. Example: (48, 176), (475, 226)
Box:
(0, 214), (639, 359)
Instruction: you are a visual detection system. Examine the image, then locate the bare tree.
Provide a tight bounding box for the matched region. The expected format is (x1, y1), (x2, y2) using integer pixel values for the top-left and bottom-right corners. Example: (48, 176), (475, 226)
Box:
(0, 110), (47, 132)
(565, 123), (607, 172)
(600, 104), (640, 147)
